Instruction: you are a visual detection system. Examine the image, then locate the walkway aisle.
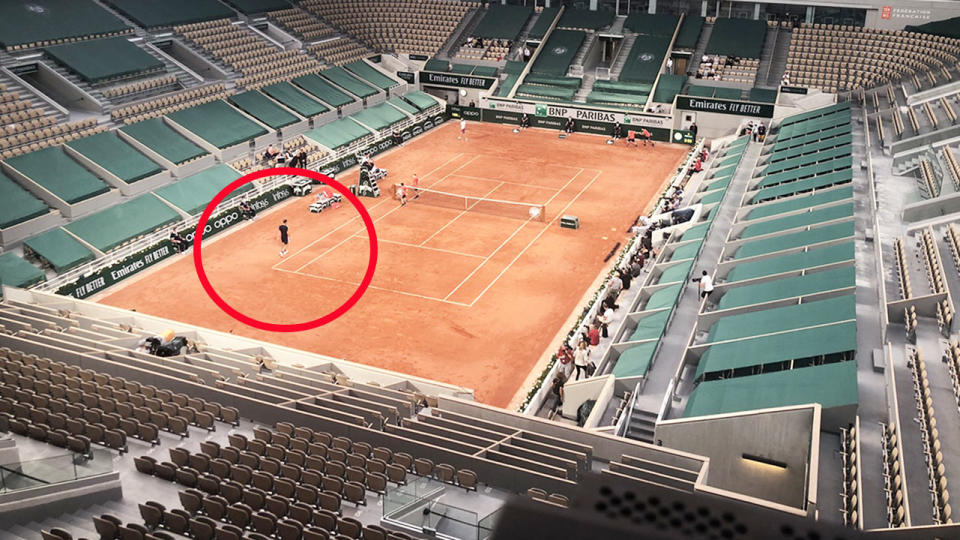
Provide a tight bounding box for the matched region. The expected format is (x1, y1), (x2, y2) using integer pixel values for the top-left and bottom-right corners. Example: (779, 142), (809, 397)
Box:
(635, 141), (763, 416)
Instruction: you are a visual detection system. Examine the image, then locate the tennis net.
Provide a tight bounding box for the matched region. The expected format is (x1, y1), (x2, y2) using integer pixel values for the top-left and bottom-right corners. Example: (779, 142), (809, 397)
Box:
(391, 183), (546, 221)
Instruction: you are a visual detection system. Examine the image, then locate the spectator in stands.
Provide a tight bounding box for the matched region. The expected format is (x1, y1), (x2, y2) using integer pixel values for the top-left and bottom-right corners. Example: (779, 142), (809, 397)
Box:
(240, 200), (256, 220)
(693, 270), (714, 299)
(392, 130), (403, 147)
(550, 372), (566, 408)
(619, 267), (632, 291)
(608, 272), (623, 301)
(630, 255), (644, 277)
(757, 123), (767, 142)
(781, 72), (791, 86)
(262, 144), (279, 164)
(587, 323), (600, 350)
(520, 113), (530, 129)
(564, 117), (575, 134)
(170, 231), (187, 253)
(598, 305), (613, 338)
(602, 293), (619, 312)
(666, 58), (674, 75)
(694, 156), (703, 173)
(523, 46), (532, 62)
(276, 151), (290, 165)
(689, 122), (698, 138)
(573, 340), (590, 380)
(296, 149), (308, 168)
(557, 343), (574, 378)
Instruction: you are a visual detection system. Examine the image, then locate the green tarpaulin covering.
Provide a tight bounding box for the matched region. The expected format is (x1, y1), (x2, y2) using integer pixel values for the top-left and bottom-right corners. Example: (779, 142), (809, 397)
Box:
(706, 18), (767, 58)
(624, 13), (679, 36)
(726, 241), (855, 283)
(749, 88), (778, 103)
(657, 260), (694, 285)
(24, 228), (95, 273)
(64, 194), (181, 252)
(751, 169), (853, 204)
(103, 0), (233, 28)
(763, 145), (852, 176)
(120, 118), (208, 165)
(229, 90), (301, 128)
(0, 253), (44, 288)
(626, 310), (672, 342)
(717, 266), (855, 310)
(706, 294), (855, 343)
(167, 100), (268, 149)
(0, 0), (129, 49)
(262, 81), (330, 119)
(44, 37), (163, 83)
(684, 360), (858, 417)
(528, 8), (559, 39)
(734, 220), (855, 259)
(321, 67), (378, 98)
(669, 240), (703, 262)
(403, 91), (440, 111)
(652, 74), (686, 104)
(292, 74), (355, 108)
(780, 103), (850, 127)
(517, 84), (577, 101)
(695, 321), (857, 380)
(67, 131), (163, 183)
(345, 61), (399, 90)
(0, 171), (48, 229)
(620, 35), (672, 84)
(558, 8), (614, 30)
(472, 5), (533, 39)
(305, 118), (372, 150)
(5, 147), (110, 204)
(740, 203), (854, 239)
(681, 222), (710, 242)
(531, 30), (584, 76)
(744, 186), (853, 221)
(350, 102), (408, 131)
(646, 284), (683, 311)
(153, 164), (247, 215)
(612, 341), (658, 378)
(768, 134), (853, 163)
(675, 15), (704, 49)
(387, 97), (418, 115)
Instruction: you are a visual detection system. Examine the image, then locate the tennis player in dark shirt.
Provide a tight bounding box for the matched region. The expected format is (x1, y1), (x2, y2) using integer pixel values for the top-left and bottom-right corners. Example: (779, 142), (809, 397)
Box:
(279, 219), (289, 257)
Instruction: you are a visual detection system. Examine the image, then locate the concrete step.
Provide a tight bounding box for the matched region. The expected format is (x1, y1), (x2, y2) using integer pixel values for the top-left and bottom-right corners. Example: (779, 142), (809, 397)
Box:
(609, 34), (636, 79)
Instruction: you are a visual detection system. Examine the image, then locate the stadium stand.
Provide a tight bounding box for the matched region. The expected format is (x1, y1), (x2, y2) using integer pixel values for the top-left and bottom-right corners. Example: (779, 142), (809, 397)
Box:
(705, 18), (768, 58)
(119, 118), (210, 166)
(674, 14), (705, 49)
(307, 36), (373, 66)
(102, 0), (235, 29)
(0, 0), (131, 51)
(228, 90), (301, 129)
(319, 67), (379, 99)
(268, 8), (336, 42)
(346, 102), (408, 132)
(557, 8), (615, 32)
(65, 132), (164, 185)
(304, 118), (373, 151)
(786, 24), (960, 92)
(455, 5), (530, 62)
(300, 0), (476, 57)
(344, 61), (400, 91)
(0, 253), (45, 287)
(153, 165), (251, 215)
(530, 30), (585, 77)
(528, 7), (560, 41)
(4, 146), (112, 205)
(175, 19), (323, 90)
(42, 38), (164, 85)
(101, 74), (181, 101)
(260, 81), (331, 119)
(110, 83), (231, 125)
(0, 170), (50, 230)
(166, 100), (269, 150)
(63, 195), (182, 252)
(22, 228), (96, 273)
(220, 0), (291, 15)
(291, 74), (356, 109)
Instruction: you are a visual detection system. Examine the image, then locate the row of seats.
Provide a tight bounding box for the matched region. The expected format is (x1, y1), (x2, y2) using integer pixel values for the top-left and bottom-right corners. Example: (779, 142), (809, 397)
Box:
(944, 223), (960, 275)
(907, 106), (922, 136)
(894, 237), (913, 299)
(918, 229), (947, 295)
(943, 147), (960, 192)
(102, 74), (180, 100)
(880, 422), (907, 527)
(839, 422), (860, 527)
(175, 19), (322, 90)
(110, 83), (230, 124)
(786, 26), (960, 91)
(697, 56), (758, 85)
(5, 29), (134, 52)
(526, 488), (569, 507)
(93, 511), (175, 540)
(908, 349), (953, 524)
(0, 118), (107, 160)
(269, 9), (335, 41)
(300, 0), (476, 57)
(942, 97), (959, 125)
(905, 305), (918, 344)
(233, 136), (330, 174)
(308, 38), (372, 67)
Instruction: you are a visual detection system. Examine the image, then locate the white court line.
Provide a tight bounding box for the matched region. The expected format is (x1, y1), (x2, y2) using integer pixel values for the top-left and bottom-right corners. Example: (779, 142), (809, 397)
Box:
(272, 152), (466, 270)
(450, 174), (576, 192)
(293, 154), (483, 272)
(274, 267), (472, 307)
(377, 238), (485, 259)
(466, 168), (604, 307)
(417, 181), (505, 247)
(442, 168), (587, 302)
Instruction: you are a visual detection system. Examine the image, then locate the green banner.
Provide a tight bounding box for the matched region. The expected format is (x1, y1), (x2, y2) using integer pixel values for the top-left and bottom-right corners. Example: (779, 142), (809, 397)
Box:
(675, 95), (775, 118)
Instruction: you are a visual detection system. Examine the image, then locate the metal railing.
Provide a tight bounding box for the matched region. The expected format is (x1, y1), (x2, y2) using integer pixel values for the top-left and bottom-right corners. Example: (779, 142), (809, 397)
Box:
(0, 448), (113, 494)
(614, 380), (643, 437)
(31, 103), (444, 294)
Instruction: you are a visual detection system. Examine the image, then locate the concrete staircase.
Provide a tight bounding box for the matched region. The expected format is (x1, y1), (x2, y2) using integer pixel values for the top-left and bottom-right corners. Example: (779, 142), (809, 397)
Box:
(754, 25), (780, 88)
(609, 34), (636, 80)
(763, 26), (793, 87)
(571, 32), (597, 70)
(0, 69), (65, 120)
(689, 21), (714, 74)
(608, 15), (627, 35)
(574, 72), (596, 102)
(7, 498), (141, 540)
(625, 407), (657, 444)
(45, 60), (108, 107)
(436, 6), (484, 61)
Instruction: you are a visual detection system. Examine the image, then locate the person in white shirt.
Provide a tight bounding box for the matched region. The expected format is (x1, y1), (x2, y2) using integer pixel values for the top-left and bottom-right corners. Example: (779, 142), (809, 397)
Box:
(458, 118), (467, 142)
(695, 270), (714, 299)
(573, 340), (590, 380)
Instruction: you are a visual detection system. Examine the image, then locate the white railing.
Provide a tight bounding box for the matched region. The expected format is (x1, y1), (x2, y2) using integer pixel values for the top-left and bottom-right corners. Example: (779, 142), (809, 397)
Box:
(614, 380), (643, 437)
(32, 104), (444, 294)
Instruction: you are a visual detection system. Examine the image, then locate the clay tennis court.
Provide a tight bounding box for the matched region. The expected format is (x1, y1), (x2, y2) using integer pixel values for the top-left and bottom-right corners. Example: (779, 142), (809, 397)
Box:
(97, 121), (687, 407)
